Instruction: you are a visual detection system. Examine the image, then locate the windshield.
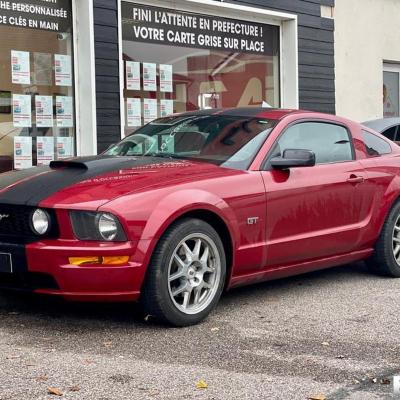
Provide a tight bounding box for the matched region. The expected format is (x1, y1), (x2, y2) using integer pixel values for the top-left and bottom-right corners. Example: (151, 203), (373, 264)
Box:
(104, 114), (276, 170)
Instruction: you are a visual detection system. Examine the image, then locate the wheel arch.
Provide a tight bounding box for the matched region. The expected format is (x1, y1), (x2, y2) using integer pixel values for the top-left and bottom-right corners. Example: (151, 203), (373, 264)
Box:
(378, 180), (400, 227)
(171, 209), (234, 289)
(139, 206), (237, 293)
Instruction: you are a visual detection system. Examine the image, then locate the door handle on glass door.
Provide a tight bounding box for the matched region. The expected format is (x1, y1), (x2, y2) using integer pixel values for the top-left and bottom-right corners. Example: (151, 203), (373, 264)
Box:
(347, 175), (364, 184)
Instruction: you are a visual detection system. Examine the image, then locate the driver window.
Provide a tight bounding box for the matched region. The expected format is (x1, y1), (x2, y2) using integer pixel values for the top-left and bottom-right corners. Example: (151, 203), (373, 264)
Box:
(276, 122), (353, 164)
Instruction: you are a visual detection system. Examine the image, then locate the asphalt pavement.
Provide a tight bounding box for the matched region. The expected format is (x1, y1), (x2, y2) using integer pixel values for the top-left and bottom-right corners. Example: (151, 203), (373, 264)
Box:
(0, 262), (399, 400)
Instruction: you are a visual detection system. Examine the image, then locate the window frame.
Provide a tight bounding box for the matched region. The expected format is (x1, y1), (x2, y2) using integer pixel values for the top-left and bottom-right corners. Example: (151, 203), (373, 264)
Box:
(261, 118), (356, 171)
(383, 63), (400, 118)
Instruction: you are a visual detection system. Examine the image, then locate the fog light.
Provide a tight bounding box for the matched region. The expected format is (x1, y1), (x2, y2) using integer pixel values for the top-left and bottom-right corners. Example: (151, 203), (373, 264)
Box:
(69, 256), (130, 266)
(31, 209), (50, 235)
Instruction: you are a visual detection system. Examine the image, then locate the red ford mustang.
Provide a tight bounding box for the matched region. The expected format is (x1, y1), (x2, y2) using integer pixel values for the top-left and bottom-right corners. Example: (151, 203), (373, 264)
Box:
(1, 108), (400, 326)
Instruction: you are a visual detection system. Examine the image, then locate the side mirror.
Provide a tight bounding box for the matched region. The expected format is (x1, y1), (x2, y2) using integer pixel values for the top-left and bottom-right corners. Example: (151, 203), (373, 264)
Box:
(270, 149), (316, 169)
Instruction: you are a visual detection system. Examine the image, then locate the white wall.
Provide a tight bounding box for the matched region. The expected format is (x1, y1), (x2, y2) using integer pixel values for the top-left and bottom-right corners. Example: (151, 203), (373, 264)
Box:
(335, 0), (400, 122)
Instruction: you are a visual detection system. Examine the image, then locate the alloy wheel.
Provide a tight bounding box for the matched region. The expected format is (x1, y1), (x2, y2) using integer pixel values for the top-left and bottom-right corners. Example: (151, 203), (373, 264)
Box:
(392, 214), (400, 265)
(167, 233), (221, 315)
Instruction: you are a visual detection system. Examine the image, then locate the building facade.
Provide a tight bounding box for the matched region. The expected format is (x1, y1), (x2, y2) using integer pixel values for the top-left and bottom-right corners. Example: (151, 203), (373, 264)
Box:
(0, 0), (336, 170)
(335, 0), (400, 122)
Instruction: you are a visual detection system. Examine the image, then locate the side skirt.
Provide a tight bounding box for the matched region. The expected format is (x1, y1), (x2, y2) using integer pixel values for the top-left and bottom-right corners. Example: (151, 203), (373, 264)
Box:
(228, 248), (373, 289)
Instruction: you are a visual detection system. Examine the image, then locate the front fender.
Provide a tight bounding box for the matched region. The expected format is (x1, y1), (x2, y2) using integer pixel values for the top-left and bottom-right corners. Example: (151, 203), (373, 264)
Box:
(127, 189), (240, 290)
(141, 188), (239, 244)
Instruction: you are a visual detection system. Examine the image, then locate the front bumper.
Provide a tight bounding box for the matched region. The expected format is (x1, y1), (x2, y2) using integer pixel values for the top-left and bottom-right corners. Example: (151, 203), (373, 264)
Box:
(0, 239), (146, 302)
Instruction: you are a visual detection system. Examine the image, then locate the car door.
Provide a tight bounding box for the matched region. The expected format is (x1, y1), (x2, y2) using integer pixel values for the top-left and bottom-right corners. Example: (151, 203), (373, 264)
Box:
(260, 120), (369, 268)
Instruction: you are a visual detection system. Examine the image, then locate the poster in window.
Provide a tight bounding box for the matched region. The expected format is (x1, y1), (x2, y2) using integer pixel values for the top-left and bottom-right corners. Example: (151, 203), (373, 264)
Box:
(33, 53), (52, 85)
(14, 136), (32, 170)
(126, 61), (141, 90)
(56, 96), (74, 127)
(35, 95), (53, 128)
(13, 94), (32, 127)
(37, 137), (54, 166)
(160, 99), (174, 118)
(143, 98), (157, 124)
(55, 54), (72, 87)
(57, 137), (74, 159)
(127, 98), (141, 127)
(143, 63), (156, 91)
(160, 64), (173, 93)
(11, 50), (31, 85)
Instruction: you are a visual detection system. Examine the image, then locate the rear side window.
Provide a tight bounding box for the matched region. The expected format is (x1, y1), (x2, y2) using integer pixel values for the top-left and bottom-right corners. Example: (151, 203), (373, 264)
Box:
(363, 130), (392, 156)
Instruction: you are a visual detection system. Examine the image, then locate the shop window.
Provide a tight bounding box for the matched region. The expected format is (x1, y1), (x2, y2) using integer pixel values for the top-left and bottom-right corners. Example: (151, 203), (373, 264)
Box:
(121, 2), (280, 136)
(0, 1), (75, 172)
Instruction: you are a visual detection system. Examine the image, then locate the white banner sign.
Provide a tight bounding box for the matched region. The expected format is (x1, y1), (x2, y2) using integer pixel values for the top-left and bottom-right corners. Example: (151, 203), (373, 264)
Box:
(126, 61), (141, 90)
(11, 50), (30, 85)
(143, 63), (157, 91)
(13, 94), (32, 128)
(127, 98), (142, 127)
(56, 96), (74, 127)
(14, 136), (32, 170)
(37, 136), (54, 166)
(55, 54), (72, 86)
(35, 95), (53, 128)
(143, 98), (157, 124)
(160, 64), (173, 93)
(56, 137), (74, 159)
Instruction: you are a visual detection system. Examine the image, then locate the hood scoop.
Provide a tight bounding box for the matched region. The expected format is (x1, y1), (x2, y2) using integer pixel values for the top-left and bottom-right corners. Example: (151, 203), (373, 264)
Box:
(50, 160), (89, 170)
(49, 156), (141, 171)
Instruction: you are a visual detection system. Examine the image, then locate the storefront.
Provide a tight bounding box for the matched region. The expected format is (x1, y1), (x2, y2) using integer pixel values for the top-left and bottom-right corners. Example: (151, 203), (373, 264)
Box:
(0, 0), (96, 173)
(118, 0), (300, 139)
(0, 0), (336, 171)
(0, 0), (75, 171)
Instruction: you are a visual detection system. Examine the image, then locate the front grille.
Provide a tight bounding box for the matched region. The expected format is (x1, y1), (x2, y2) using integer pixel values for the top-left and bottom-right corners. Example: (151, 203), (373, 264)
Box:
(0, 204), (58, 243)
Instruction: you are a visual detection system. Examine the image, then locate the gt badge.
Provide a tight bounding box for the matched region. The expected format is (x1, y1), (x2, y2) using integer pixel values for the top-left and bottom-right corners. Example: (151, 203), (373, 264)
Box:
(247, 217), (259, 225)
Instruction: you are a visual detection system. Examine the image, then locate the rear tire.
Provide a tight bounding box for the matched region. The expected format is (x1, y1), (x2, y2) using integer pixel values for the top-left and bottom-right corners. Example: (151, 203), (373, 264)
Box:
(367, 200), (400, 277)
(141, 218), (226, 326)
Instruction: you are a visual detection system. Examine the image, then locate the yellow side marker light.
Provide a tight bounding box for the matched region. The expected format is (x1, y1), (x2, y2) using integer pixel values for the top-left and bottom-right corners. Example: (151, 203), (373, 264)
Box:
(69, 256), (130, 266)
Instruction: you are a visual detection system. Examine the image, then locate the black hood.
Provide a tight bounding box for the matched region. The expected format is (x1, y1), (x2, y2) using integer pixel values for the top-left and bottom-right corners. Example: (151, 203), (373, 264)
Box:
(0, 156), (173, 206)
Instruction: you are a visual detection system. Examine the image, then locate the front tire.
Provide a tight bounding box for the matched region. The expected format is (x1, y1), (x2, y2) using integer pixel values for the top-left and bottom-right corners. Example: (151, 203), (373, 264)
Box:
(141, 218), (226, 326)
(367, 200), (400, 277)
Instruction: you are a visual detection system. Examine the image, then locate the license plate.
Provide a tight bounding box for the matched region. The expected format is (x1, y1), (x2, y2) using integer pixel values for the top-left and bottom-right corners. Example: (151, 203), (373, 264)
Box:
(0, 253), (12, 273)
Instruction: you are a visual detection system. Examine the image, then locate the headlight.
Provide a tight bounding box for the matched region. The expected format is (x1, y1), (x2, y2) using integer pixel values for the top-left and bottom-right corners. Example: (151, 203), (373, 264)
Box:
(70, 211), (127, 242)
(97, 213), (119, 241)
(31, 209), (50, 235)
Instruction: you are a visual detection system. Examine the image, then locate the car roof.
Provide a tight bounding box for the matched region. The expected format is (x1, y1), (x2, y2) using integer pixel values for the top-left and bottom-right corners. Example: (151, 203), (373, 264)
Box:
(175, 107), (306, 120)
(362, 117), (400, 133)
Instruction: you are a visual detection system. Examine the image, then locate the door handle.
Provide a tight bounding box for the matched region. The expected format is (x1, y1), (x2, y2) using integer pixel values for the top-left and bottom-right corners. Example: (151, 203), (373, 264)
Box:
(347, 174), (364, 184)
